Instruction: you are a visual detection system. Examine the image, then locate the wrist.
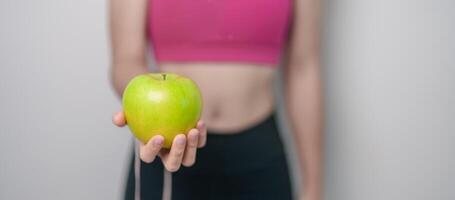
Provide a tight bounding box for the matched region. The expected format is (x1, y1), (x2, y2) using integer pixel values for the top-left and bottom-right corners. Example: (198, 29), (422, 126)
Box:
(301, 192), (322, 200)
(301, 181), (322, 199)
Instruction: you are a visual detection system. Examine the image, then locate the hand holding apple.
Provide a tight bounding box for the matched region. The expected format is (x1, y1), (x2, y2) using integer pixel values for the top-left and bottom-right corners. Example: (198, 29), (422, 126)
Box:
(112, 73), (206, 171)
(113, 111), (207, 171)
(122, 73), (203, 148)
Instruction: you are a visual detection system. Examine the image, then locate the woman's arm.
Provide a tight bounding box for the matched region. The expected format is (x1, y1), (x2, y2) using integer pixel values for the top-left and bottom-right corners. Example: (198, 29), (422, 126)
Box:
(283, 0), (324, 199)
(109, 0), (207, 172)
(109, 0), (150, 96)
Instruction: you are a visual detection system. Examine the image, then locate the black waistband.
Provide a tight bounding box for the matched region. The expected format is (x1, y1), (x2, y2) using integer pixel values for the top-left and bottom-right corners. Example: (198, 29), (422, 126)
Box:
(207, 113), (277, 138)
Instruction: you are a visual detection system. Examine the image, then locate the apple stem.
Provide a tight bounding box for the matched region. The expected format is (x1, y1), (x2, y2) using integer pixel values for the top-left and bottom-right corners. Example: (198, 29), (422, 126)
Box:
(162, 74), (166, 80)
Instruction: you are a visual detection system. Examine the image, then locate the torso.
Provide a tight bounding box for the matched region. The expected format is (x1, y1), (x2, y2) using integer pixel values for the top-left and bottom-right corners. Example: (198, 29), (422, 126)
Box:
(159, 63), (277, 134)
(149, 0), (290, 134)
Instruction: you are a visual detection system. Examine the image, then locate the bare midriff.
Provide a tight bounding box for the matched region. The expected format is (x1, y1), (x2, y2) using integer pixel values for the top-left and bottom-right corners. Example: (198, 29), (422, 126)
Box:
(159, 63), (277, 135)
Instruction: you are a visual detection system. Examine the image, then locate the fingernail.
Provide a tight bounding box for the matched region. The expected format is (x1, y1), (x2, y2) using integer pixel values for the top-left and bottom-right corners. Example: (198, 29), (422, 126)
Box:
(154, 137), (164, 145)
(190, 132), (198, 140)
(176, 136), (185, 145)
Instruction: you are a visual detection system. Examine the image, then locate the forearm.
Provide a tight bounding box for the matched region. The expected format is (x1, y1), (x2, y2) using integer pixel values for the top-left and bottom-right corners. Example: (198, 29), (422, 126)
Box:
(285, 62), (324, 195)
(109, 0), (150, 97)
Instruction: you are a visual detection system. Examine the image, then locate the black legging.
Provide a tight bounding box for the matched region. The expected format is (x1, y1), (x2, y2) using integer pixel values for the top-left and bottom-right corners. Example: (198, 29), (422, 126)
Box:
(124, 114), (293, 200)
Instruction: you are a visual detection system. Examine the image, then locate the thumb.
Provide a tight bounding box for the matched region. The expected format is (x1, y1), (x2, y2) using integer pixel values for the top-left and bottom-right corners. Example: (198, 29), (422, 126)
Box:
(112, 111), (127, 127)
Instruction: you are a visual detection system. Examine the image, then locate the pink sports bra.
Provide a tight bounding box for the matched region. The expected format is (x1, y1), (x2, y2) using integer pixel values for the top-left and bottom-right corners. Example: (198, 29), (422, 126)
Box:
(147, 0), (292, 66)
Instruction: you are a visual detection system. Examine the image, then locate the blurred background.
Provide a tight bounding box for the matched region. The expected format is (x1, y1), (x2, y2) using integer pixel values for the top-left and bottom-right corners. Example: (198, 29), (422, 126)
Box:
(0, 0), (454, 200)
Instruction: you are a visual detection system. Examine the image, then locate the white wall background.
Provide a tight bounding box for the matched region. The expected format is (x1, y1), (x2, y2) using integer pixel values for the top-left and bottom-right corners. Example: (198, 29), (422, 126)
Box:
(321, 0), (455, 199)
(0, 0), (454, 200)
(0, 0), (131, 199)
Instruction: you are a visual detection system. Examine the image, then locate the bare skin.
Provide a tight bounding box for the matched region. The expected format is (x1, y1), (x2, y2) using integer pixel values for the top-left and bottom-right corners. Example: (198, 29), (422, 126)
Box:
(109, 0), (323, 199)
(160, 63), (276, 133)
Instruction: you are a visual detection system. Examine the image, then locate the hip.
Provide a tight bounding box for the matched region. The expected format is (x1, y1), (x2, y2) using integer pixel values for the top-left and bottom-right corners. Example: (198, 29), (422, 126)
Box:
(186, 113), (288, 174)
(124, 113), (292, 200)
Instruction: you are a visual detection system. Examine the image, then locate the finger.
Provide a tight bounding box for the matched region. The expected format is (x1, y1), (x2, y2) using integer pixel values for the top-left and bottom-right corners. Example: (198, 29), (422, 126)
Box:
(139, 136), (164, 163)
(112, 111), (126, 127)
(182, 129), (199, 167)
(197, 121), (207, 148)
(161, 134), (186, 172)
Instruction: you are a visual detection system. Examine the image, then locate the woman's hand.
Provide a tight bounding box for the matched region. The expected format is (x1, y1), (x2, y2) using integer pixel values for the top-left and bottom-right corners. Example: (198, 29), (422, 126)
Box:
(112, 111), (207, 172)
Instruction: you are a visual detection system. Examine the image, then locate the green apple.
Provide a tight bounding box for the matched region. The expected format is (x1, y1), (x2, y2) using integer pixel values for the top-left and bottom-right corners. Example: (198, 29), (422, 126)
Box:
(122, 73), (203, 148)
